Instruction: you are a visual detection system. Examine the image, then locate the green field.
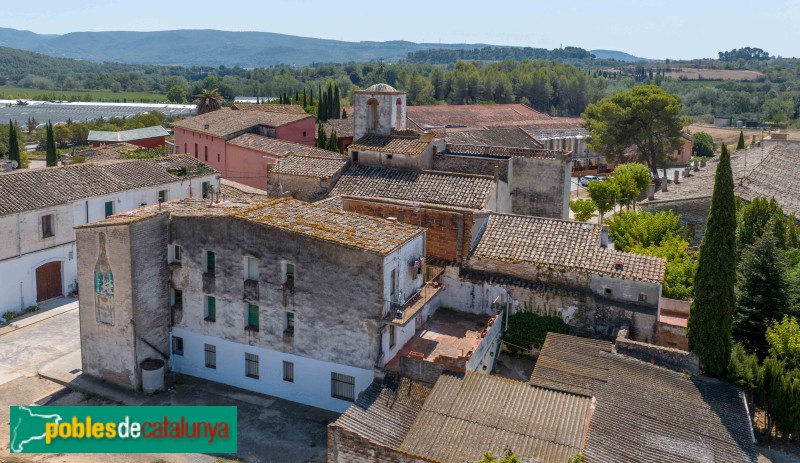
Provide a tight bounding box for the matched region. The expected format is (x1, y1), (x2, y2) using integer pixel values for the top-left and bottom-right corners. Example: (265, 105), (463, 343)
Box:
(0, 86), (168, 103)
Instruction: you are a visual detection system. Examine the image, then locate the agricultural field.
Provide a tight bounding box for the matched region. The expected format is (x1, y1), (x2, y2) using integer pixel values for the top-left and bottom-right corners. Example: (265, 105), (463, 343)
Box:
(688, 124), (800, 146)
(0, 86), (168, 103)
(664, 68), (764, 81)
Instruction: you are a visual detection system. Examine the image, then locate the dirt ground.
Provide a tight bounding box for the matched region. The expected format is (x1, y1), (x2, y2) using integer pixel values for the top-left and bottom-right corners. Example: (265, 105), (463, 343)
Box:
(688, 124), (800, 146)
(665, 68), (764, 81)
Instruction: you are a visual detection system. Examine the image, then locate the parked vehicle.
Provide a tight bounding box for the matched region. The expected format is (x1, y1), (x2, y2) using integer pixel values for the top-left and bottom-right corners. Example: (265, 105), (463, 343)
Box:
(580, 175), (607, 187)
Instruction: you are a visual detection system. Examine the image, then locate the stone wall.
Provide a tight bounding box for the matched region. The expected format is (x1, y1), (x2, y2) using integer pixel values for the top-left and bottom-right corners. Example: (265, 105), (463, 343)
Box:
(510, 156), (571, 219)
(398, 356), (445, 384)
(614, 328), (699, 375)
(342, 197), (476, 262)
(433, 153), (510, 183)
(642, 197), (711, 246)
(267, 171), (343, 202)
(328, 426), (435, 463)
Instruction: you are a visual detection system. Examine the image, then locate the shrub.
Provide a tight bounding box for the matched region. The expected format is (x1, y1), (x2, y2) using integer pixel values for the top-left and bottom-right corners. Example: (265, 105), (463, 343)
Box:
(2, 310), (19, 321)
(24, 305), (40, 313)
(504, 311), (569, 352)
(569, 199), (596, 222)
(71, 155), (86, 164)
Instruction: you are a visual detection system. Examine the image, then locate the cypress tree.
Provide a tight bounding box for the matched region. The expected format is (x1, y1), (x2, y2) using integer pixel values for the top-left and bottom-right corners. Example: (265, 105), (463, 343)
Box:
(45, 122), (58, 167)
(326, 83), (334, 120)
(309, 88), (314, 107)
(737, 131), (746, 150)
(333, 84), (341, 119)
(733, 232), (791, 358)
(327, 128), (338, 152)
(317, 121), (327, 149)
(687, 144), (737, 377)
(303, 88), (307, 107)
(8, 121), (21, 168)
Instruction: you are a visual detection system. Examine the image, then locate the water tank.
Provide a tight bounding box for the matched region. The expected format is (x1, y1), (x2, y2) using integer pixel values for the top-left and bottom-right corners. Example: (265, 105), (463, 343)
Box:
(141, 358), (165, 394)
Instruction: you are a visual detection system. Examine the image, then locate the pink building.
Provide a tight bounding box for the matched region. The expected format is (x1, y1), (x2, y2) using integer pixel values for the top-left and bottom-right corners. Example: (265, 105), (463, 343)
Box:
(173, 108), (316, 189)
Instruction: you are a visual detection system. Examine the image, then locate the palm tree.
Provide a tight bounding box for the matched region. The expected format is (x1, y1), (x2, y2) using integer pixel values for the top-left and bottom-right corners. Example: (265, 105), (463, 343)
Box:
(193, 88), (225, 115)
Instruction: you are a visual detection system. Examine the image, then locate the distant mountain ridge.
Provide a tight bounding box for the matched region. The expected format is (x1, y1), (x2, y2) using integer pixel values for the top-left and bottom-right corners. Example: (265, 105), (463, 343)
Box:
(590, 49), (648, 62)
(0, 27), (644, 67)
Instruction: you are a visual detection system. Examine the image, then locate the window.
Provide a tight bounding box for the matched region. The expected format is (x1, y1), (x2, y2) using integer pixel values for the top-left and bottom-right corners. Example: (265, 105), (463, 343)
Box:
(638, 293), (648, 303)
(158, 190), (167, 203)
(204, 146), (208, 162)
(245, 353), (259, 379)
(285, 263), (295, 282)
(172, 336), (184, 356)
(302, 131), (306, 137)
(604, 287), (613, 296)
(184, 143), (188, 155)
(206, 251), (216, 274)
(352, 151), (359, 163)
(204, 344), (216, 368)
(389, 269), (396, 303)
(41, 214), (54, 238)
(283, 361), (294, 382)
(247, 304), (259, 330)
(217, 153), (220, 163)
(104, 201), (114, 218)
(389, 324), (396, 349)
(202, 181), (211, 199)
(245, 256), (259, 281)
(173, 245), (182, 262)
(331, 372), (355, 401)
(205, 296), (216, 321)
(171, 289), (183, 307)
(285, 312), (295, 334)
(367, 99), (378, 131)
(194, 143), (198, 157)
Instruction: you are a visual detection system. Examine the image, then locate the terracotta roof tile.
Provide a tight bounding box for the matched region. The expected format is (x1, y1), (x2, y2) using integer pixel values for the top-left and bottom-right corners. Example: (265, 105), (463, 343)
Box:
(736, 142), (800, 217)
(406, 104), (552, 129)
(323, 118), (354, 138)
(0, 155), (217, 216)
(445, 143), (562, 159)
(445, 127), (543, 149)
(330, 164), (495, 210)
(228, 133), (343, 159)
(269, 154), (349, 178)
(172, 108), (312, 138)
(471, 214), (666, 283)
(231, 103), (307, 114)
(349, 133), (429, 156)
(220, 179), (269, 201)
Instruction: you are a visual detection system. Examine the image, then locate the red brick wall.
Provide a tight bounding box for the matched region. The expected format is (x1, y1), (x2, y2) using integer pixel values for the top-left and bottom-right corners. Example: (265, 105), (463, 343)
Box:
(343, 198), (473, 262)
(328, 426), (435, 463)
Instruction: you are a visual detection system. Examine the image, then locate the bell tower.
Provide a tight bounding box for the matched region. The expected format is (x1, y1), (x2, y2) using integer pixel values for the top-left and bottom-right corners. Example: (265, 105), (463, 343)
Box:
(353, 83), (406, 141)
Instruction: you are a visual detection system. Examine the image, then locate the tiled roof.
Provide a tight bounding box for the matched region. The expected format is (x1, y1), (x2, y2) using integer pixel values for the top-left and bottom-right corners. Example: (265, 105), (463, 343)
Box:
(74, 142), (142, 163)
(531, 333), (757, 463)
(736, 142), (800, 217)
(470, 214), (666, 283)
(87, 125), (169, 143)
(231, 103), (307, 114)
(445, 144), (562, 159)
(172, 108), (312, 138)
(445, 127), (543, 149)
(329, 164), (495, 210)
(333, 376), (432, 448)
(0, 155), (217, 216)
(220, 179), (269, 201)
(84, 197), (424, 255)
(349, 134), (429, 156)
(323, 118), (354, 138)
(228, 133), (344, 159)
(269, 154), (349, 178)
(406, 104), (552, 130)
(399, 372), (592, 463)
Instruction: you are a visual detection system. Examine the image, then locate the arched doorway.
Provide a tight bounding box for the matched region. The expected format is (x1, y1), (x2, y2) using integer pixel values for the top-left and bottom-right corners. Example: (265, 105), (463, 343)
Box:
(35, 261), (63, 302)
(367, 99), (379, 132)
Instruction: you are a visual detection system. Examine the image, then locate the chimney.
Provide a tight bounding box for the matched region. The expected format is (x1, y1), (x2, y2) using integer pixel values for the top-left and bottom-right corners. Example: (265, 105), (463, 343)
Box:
(419, 132), (434, 143)
(614, 258), (624, 271)
(386, 217), (398, 223)
(600, 225), (610, 248)
(204, 124), (210, 130)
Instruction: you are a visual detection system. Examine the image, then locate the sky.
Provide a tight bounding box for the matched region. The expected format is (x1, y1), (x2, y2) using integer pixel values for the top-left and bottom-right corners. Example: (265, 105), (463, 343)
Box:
(4, 0), (799, 59)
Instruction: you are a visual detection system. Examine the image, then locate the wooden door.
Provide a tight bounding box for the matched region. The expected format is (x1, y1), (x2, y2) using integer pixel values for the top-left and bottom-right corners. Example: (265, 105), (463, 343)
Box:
(36, 261), (62, 302)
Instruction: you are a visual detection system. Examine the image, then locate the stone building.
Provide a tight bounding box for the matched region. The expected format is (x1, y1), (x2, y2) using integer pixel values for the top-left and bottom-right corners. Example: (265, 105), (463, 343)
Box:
(442, 213), (666, 342)
(266, 153), (350, 201)
(75, 197), (434, 412)
(0, 156), (218, 315)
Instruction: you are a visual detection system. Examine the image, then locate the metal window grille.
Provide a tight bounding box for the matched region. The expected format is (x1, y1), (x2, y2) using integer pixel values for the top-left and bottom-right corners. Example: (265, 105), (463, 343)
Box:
(204, 344), (216, 369)
(172, 336), (183, 356)
(283, 361), (294, 382)
(245, 353), (259, 379)
(331, 372), (355, 401)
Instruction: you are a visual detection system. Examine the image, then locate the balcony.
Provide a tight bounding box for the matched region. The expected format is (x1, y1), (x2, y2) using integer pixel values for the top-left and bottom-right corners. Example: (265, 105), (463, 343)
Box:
(384, 282), (442, 326)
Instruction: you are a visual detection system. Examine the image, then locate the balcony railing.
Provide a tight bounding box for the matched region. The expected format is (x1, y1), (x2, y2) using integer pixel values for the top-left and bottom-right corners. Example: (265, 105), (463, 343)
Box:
(383, 282), (442, 326)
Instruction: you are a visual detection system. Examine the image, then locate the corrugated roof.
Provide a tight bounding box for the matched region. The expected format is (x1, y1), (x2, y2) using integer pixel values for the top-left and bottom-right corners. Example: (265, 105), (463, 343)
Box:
(470, 214), (666, 283)
(0, 155), (217, 216)
(333, 376), (432, 448)
(329, 164), (495, 211)
(531, 333), (758, 463)
(172, 108), (312, 138)
(269, 154), (349, 178)
(349, 134), (430, 156)
(87, 125), (169, 143)
(400, 372), (592, 463)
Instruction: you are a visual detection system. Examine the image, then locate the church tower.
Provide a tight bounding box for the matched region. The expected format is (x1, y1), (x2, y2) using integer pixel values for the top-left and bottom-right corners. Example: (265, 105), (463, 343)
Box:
(352, 83), (406, 141)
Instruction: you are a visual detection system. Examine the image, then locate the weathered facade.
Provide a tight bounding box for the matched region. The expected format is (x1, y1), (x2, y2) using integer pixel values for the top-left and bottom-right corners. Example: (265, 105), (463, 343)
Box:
(76, 198), (428, 412)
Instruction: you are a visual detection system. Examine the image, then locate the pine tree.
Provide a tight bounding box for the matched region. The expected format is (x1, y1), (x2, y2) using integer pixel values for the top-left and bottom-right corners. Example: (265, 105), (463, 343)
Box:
(317, 121), (327, 149)
(327, 128), (339, 152)
(687, 144), (737, 377)
(8, 121), (21, 168)
(733, 232), (791, 358)
(45, 121), (58, 167)
(737, 131), (746, 150)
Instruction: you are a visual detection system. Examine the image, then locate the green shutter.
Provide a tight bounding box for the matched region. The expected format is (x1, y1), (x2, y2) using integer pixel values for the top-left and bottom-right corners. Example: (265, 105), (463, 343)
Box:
(207, 251), (215, 270)
(104, 201), (113, 218)
(207, 297), (216, 319)
(248, 305), (259, 327)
